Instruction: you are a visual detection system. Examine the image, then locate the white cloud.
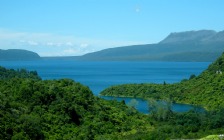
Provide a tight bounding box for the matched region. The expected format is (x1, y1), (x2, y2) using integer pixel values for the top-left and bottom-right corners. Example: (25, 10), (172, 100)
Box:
(66, 42), (73, 46)
(46, 42), (54, 46)
(28, 41), (38, 46)
(80, 43), (89, 48)
(56, 43), (63, 47)
(0, 29), (145, 56)
(19, 40), (26, 43)
(19, 40), (39, 46)
(63, 48), (77, 54)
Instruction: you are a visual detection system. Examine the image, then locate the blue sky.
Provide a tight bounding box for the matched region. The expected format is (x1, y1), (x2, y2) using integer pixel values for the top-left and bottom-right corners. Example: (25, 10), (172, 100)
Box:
(0, 0), (224, 56)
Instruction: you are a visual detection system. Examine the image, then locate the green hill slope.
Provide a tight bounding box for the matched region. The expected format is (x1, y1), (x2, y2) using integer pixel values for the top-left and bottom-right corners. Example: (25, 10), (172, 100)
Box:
(0, 66), (152, 139)
(1, 65), (224, 139)
(100, 52), (224, 109)
(0, 49), (40, 60)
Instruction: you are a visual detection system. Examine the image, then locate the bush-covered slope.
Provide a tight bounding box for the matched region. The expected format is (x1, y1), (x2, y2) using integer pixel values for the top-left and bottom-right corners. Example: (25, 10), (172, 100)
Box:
(1, 66), (224, 139)
(0, 66), (40, 80)
(100, 52), (224, 110)
(0, 67), (152, 140)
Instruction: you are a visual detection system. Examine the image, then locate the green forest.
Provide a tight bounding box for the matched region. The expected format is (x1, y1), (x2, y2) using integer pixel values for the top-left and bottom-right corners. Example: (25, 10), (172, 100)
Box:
(0, 67), (153, 139)
(1, 53), (224, 139)
(101, 52), (224, 110)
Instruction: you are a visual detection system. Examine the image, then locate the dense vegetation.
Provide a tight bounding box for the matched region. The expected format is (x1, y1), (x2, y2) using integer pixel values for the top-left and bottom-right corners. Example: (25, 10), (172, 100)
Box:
(0, 67), (152, 139)
(101, 52), (224, 110)
(1, 53), (224, 139)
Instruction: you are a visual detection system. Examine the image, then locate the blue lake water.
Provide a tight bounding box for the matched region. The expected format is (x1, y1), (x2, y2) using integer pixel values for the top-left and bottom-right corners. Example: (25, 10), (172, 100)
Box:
(101, 96), (203, 114)
(0, 60), (210, 113)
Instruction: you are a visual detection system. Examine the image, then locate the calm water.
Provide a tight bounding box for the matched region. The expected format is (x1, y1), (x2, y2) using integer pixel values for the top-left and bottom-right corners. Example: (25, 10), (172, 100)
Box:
(101, 96), (204, 114)
(0, 60), (210, 113)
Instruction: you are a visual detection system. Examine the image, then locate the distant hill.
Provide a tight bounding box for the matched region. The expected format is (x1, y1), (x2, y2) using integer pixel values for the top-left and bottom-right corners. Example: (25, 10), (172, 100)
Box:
(0, 49), (40, 60)
(159, 30), (217, 44)
(77, 30), (224, 62)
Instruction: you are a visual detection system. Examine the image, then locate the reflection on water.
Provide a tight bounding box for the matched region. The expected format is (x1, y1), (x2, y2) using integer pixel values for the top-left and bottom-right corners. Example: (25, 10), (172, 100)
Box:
(101, 96), (205, 114)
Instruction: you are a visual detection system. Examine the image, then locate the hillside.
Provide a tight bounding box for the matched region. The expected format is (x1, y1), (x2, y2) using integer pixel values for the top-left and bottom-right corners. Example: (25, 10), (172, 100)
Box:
(0, 49), (40, 60)
(159, 30), (216, 44)
(0, 66), (152, 139)
(77, 30), (224, 61)
(100, 52), (224, 110)
(1, 65), (224, 139)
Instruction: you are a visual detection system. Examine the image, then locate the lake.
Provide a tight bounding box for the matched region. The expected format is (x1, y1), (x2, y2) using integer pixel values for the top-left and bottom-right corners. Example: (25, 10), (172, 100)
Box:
(0, 60), (210, 113)
(101, 96), (204, 114)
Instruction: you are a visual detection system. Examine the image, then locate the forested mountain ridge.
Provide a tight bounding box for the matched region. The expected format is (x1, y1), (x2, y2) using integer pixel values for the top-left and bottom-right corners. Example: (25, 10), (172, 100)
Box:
(0, 49), (40, 60)
(100, 52), (224, 110)
(78, 30), (224, 61)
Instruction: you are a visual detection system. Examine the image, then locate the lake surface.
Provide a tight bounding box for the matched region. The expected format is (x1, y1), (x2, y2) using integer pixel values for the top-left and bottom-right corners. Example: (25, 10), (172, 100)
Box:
(0, 60), (210, 113)
(101, 96), (203, 114)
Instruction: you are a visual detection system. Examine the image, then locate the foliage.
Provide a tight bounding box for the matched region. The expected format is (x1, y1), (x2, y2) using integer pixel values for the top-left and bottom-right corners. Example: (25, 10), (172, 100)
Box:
(0, 66), (40, 80)
(1, 52), (224, 139)
(100, 52), (224, 110)
(99, 53), (224, 139)
(127, 99), (139, 109)
(148, 98), (173, 121)
(0, 67), (152, 139)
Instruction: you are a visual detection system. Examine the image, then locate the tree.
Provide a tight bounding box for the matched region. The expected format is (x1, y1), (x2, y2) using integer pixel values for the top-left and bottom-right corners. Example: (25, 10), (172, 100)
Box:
(189, 74), (196, 80)
(148, 98), (173, 121)
(127, 99), (139, 109)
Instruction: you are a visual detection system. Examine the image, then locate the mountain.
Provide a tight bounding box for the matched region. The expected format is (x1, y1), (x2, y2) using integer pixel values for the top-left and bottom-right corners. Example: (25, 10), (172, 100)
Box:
(77, 30), (224, 61)
(0, 49), (41, 60)
(100, 52), (224, 110)
(159, 30), (217, 44)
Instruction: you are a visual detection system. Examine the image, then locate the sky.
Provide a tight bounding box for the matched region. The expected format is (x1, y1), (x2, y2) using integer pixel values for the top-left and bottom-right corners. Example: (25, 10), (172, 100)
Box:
(0, 0), (224, 56)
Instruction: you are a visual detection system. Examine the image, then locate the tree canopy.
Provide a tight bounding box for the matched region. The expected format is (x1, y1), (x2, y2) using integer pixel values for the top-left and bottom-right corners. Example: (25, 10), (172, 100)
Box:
(1, 52), (224, 139)
(101, 53), (224, 110)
